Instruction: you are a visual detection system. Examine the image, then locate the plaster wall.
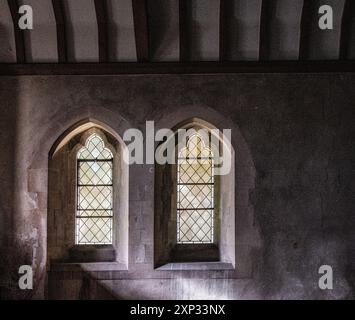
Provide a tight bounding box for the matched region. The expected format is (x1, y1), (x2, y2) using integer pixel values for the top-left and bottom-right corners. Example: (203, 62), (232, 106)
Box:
(0, 73), (354, 299)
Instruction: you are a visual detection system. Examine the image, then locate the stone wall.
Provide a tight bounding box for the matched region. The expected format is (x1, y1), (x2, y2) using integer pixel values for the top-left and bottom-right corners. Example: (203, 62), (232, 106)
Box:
(0, 73), (354, 299)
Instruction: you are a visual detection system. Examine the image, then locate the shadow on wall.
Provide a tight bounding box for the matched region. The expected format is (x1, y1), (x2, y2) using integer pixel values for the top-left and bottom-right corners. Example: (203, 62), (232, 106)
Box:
(47, 269), (117, 300)
(0, 23), (46, 296)
(0, 24), (14, 62)
(147, 0), (179, 60)
(0, 55), (28, 298)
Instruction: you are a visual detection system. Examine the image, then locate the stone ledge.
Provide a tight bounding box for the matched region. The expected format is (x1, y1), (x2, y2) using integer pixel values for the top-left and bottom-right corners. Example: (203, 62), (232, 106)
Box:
(68, 245), (116, 262)
(155, 262), (235, 271)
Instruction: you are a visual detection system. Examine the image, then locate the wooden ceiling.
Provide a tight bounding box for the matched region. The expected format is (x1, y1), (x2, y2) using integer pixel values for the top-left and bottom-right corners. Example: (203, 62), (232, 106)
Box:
(0, 0), (355, 74)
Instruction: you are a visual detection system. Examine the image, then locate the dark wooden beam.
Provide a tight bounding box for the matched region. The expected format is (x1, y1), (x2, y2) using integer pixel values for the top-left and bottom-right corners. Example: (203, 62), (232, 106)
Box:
(339, 0), (355, 60)
(52, 0), (67, 63)
(219, 0), (228, 61)
(179, 0), (189, 62)
(132, 0), (150, 62)
(94, 0), (109, 62)
(7, 0), (26, 63)
(1, 61), (355, 76)
(259, 0), (272, 61)
(299, 0), (315, 60)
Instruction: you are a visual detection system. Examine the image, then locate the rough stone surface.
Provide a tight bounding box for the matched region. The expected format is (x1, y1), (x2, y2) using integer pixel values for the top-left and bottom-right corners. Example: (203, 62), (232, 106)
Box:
(0, 73), (354, 299)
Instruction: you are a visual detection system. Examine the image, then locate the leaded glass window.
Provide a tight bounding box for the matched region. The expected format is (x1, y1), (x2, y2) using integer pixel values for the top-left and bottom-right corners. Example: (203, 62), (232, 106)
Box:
(177, 133), (214, 244)
(76, 134), (113, 244)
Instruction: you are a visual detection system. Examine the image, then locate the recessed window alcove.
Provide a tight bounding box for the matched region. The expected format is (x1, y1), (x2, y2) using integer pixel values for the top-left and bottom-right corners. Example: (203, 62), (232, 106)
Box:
(154, 118), (236, 270)
(47, 121), (129, 265)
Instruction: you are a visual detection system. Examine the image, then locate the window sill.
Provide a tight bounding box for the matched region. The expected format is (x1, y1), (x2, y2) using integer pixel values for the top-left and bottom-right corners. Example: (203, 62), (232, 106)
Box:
(68, 245), (116, 262)
(155, 262), (235, 271)
(170, 243), (219, 262)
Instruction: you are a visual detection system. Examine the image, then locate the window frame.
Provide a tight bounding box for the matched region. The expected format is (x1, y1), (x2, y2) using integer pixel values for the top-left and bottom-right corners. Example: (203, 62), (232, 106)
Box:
(176, 133), (216, 244)
(75, 133), (114, 245)
(170, 129), (221, 261)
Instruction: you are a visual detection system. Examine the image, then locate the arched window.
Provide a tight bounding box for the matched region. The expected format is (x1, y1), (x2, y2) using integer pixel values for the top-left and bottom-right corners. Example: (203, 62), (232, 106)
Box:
(177, 133), (214, 244)
(76, 134), (114, 245)
(48, 121), (129, 264)
(154, 119), (236, 268)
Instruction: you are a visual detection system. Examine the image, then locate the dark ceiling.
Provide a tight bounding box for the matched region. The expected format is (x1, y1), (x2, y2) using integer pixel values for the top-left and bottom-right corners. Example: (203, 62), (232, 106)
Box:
(0, 0), (354, 68)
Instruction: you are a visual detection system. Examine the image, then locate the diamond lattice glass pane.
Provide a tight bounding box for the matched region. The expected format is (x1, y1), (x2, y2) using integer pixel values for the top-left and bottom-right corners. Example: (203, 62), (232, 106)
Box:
(177, 133), (215, 244)
(76, 133), (114, 245)
(76, 217), (112, 244)
(78, 186), (112, 210)
(178, 159), (213, 184)
(178, 184), (213, 209)
(79, 161), (112, 185)
(177, 209), (213, 243)
(78, 134), (113, 160)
